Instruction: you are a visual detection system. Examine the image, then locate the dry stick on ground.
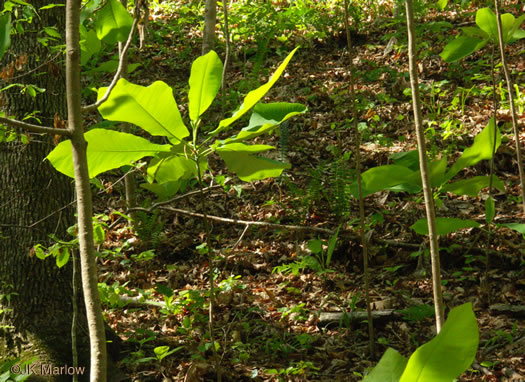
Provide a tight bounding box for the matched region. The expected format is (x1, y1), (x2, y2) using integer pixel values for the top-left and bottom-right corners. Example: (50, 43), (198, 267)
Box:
(128, 206), (516, 262)
(405, 0), (445, 332)
(494, 0), (525, 217)
(343, 0), (374, 355)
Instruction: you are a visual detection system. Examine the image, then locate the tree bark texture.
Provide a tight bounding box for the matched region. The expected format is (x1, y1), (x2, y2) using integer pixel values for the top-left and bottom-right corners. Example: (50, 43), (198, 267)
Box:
(202, 0), (217, 55)
(0, 0), (90, 378)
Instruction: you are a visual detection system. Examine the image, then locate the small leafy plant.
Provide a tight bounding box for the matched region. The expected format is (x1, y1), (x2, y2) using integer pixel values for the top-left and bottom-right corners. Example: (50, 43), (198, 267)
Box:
(364, 303), (478, 381)
(440, 8), (525, 63)
(46, 49), (307, 196)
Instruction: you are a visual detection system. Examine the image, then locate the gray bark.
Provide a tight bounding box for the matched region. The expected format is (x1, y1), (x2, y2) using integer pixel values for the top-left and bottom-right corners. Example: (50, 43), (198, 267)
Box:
(0, 0), (90, 379)
(202, 0), (217, 54)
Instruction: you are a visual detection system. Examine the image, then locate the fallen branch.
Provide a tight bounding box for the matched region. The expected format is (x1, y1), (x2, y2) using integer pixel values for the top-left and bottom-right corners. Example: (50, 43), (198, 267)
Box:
(489, 304), (525, 318)
(117, 295), (165, 308)
(143, 205), (339, 236)
(317, 310), (403, 328)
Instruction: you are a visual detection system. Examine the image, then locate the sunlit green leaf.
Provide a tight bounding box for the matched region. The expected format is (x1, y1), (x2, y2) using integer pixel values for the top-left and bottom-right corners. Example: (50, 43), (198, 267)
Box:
(411, 217), (480, 235)
(218, 103), (307, 145)
(46, 129), (171, 178)
(211, 47), (299, 135)
(442, 175), (505, 196)
(445, 118), (500, 180)
(358, 165), (418, 197)
(94, 0), (132, 44)
(440, 35), (486, 62)
(400, 303), (478, 382)
(476, 8), (499, 40)
(80, 27), (101, 65)
(436, 0), (447, 11)
(497, 223), (525, 235)
(216, 143), (290, 181)
(56, 248), (70, 268)
(98, 79), (189, 141)
(188, 50), (223, 122)
(147, 155), (199, 184)
(364, 348), (408, 382)
(504, 14), (525, 43)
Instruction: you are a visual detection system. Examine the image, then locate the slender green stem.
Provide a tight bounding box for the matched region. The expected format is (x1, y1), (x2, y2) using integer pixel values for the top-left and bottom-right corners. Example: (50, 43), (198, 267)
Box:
(405, 0), (444, 332)
(195, 157), (222, 382)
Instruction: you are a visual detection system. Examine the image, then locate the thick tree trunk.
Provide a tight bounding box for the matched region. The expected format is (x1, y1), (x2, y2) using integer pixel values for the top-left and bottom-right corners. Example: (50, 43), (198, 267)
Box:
(0, 0), (90, 379)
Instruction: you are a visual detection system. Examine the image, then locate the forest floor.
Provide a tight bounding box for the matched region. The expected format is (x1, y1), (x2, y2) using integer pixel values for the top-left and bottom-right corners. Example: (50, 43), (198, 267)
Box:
(89, 2), (525, 381)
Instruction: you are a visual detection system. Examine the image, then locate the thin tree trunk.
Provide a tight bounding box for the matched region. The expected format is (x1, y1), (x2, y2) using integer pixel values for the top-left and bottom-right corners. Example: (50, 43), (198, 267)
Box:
(119, 0), (137, 216)
(343, 0), (374, 355)
(494, 0), (525, 217)
(202, 0), (217, 54)
(221, 0), (230, 94)
(65, 1), (107, 380)
(405, 0), (444, 332)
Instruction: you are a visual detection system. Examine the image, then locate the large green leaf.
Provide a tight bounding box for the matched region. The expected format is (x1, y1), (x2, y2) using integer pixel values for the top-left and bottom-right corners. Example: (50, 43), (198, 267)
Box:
(429, 157), (448, 188)
(445, 118), (500, 181)
(391, 150), (420, 171)
(0, 13), (11, 60)
(440, 35), (486, 62)
(141, 181), (182, 200)
(442, 175), (505, 196)
(400, 303), (478, 382)
(411, 217), (480, 235)
(46, 129), (171, 178)
(359, 165), (418, 197)
(497, 223), (525, 235)
(98, 79), (189, 142)
(508, 14), (525, 43)
(218, 103), (307, 145)
(476, 8), (499, 41)
(216, 143), (290, 181)
(188, 50), (223, 122)
(461, 26), (488, 39)
(211, 47), (299, 135)
(364, 348), (407, 382)
(80, 26), (101, 65)
(147, 155), (204, 184)
(94, 0), (133, 44)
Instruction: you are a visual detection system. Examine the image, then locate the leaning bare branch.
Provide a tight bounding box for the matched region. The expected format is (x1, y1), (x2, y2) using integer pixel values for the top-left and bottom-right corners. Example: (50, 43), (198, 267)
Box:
(9, 51), (62, 81)
(0, 116), (71, 136)
(81, 17), (138, 113)
(135, 205), (338, 236)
